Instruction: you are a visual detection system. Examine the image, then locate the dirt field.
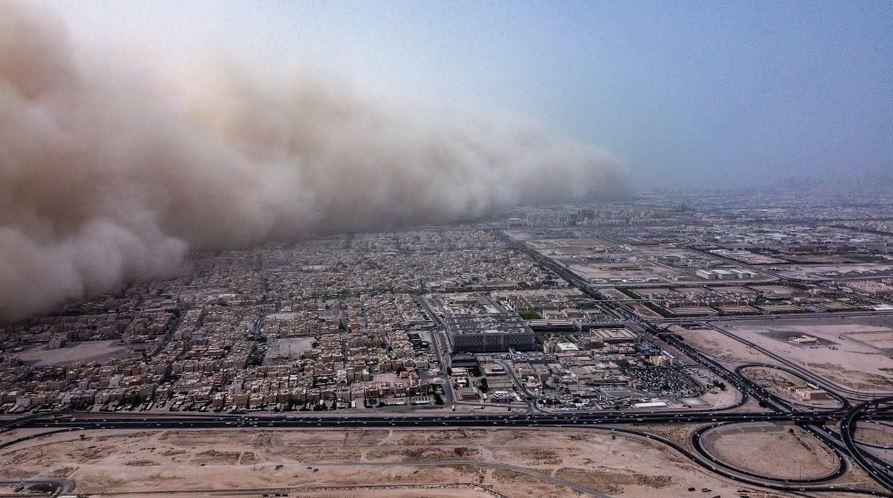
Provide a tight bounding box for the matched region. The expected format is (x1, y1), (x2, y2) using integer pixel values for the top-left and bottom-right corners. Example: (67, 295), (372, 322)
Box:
(96, 485), (497, 498)
(671, 326), (774, 365)
(700, 422), (839, 480)
(9, 340), (135, 366)
(739, 366), (842, 409)
(712, 318), (893, 394)
(0, 427), (790, 497)
(856, 422), (893, 467)
(856, 422), (893, 448)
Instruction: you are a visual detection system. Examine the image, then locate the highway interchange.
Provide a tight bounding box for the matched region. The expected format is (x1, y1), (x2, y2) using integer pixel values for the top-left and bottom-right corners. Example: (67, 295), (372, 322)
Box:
(2, 231), (893, 497)
(3, 396), (893, 497)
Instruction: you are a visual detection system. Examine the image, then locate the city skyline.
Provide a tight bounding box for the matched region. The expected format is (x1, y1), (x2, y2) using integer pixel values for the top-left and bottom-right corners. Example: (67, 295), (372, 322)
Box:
(3, 3), (893, 497)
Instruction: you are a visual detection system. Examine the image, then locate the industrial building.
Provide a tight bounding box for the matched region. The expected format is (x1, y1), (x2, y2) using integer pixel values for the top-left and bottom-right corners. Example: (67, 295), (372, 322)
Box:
(446, 313), (537, 352)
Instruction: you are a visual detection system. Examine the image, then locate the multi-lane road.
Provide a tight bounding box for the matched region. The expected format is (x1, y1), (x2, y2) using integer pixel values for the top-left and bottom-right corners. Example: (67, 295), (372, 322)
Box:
(3, 405), (893, 497)
(4, 231), (893, 497)
(2, 407), (873, 431)
(494, 229), (893, 494)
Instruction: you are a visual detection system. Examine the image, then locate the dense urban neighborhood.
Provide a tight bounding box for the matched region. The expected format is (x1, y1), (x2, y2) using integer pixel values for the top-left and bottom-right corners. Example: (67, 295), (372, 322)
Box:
(3, 189), (893, 496)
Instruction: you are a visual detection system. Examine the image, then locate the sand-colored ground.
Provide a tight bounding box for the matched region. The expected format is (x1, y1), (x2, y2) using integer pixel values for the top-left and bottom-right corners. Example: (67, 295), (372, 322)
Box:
(855, 422), (893, 466)
(712, 318), (893, 394)
(0, 427), (790, 497)
(740, 366), (842, 409)
(855, 422), (893, 448)
(96, 485), (497, 498)
(671, 326), (774, 365)
(687, 367), (745, 410)
(9, 340), (135, 366)
(0, 427), (57, 445)
(701, 422), (838, 480)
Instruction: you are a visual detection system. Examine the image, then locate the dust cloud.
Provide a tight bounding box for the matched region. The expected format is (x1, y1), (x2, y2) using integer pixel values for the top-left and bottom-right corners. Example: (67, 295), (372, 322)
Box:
(0, 2), (626, 321)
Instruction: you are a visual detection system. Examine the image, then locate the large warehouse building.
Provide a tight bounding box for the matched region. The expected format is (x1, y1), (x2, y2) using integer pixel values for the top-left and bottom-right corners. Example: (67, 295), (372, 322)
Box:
(445, 312), (536, 353)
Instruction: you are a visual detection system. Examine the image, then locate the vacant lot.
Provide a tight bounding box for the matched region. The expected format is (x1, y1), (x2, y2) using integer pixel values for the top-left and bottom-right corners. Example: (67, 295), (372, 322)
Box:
(0, 428), (789, 497)
(671, 326), (773, 365)
(700, 422), (838, 481)
(712, 317), (893, 395)
(11, 340), (135, 366)
(856, 422), (893, 449)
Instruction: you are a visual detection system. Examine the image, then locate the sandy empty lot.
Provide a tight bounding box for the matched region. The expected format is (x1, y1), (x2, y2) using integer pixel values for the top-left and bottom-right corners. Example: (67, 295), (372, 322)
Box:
(856, 422), (893, 448)
(740, 366), (842, 410)
(0, 427), (791, 497)
(10, 340), (135, 366)
(712, 318), (893, 394)
(700, 422), (838, 480)
(671, 326), (773, 365)
(97, 485), (498, 498)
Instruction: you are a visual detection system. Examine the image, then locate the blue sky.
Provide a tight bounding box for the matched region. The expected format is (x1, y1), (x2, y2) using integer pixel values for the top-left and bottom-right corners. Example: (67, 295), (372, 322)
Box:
(50, 0), (892, 188)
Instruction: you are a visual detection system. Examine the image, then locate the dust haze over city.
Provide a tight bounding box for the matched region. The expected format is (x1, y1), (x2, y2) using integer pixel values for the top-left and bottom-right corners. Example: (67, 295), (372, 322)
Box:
(1, 1), (624, 321)
(2, 1), (893, 498)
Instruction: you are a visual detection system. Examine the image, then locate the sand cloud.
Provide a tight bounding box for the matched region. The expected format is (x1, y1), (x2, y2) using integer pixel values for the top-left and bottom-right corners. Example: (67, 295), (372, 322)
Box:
(0, 2), (625, 321)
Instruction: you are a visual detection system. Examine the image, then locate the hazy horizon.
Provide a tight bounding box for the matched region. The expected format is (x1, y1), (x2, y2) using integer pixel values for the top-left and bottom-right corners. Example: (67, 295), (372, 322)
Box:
(47, 0), (893, 189)
(2, 1), (891, 319)
(4, 4), (893, 492)
(2, 1), (626, 320)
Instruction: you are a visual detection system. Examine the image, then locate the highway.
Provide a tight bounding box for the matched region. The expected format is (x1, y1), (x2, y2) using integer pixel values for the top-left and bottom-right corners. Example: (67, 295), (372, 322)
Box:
(6, 409), (875, 431)
(0, 478), (74, 498)
(842, 397), (893, 491)
(4, 230), (892, 496)
(494, 229), (893, 493)
(5, 410), (893, 497)
(704, 322), (893, 400)
(691, 422), (848, 484)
